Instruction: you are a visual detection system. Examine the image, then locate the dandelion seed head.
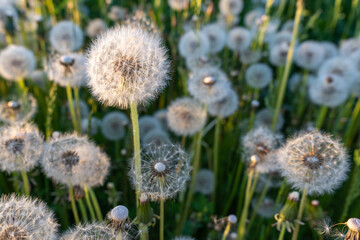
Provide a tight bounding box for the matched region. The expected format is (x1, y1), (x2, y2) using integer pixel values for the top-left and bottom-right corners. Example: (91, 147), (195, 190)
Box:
(251, 197), (281, 218)
(294, 41), (326, 70)
(179, 30), (210, 58)
(188, 67), (231, 104)
(81, 117), (101, 136)
(201, 23), (227, 53)
(154, 109), (168, 129)
(208, 87), (238, 118)
(101, 112), (129, 141)
(245, 63), (273, 89)
(108, 6), (127, 22)
(47, 53), (87, 87)
(61, 223), (117, 240)
(0, 94), (37, 125)
(0, 45), (35, 81)
(111, 205), (129, 222)
(227, 27), (252, 52)
(309, 74), (350, 108)
(86, 18), (107, 38)
(129, 143), (191, 201)
(167, 97), (207, 136)
(240, 48), (262, 64)
(278, 131), (350, 195)
(244, 8), (264, 29)
(87, 24), (170, 109)
(168, 0), (189, 11)
(219, 0), (244, 16)
(339, 38), (360, 56)
(318, 57), (357, 84)
(270, 42), (290, 67)
(173, 236), (195, 240)
(139, 116), (163, 138)
(288, 73), (316, 93)
(185, 55), (221, 71)
(254, 108), (284, 131)
(281, 20), (294, 33)
(194, 169), (214, 195)
(321, 41), (339, 59)
(49, 21), (83, 53)
(0, 194), (58, 240)
(142, 129), (170, 147)
(268, 31), (292, 49)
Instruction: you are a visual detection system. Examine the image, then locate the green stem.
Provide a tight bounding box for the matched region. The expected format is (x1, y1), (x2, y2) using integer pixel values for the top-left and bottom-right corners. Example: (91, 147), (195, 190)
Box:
(77, 198), (88, 222)
(291, 188), (307, 240)
(272, 0), (303, 131)
(331, 0), (342, 31)
(345, 98), (360, 146)
(222, 223), (231, 240)
(69, 185), (80, 224)
(20, 171), (30, 195)
(66, 85), (80, 132)
(160, 183), (164, 240)
(46, 83), (58, 140)
(73, 87), (82, 131)
(278, 224), (286, 240)
(84, 187), (96, 220)
(315, 106), (328, 129)
(212, 117), (221, 205)
(89, 188), (103, 221)
(222, 161), (244, 215)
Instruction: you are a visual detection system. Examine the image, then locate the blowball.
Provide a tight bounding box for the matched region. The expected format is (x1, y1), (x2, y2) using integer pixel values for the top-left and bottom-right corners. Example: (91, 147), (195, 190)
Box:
(49, 20), (84, 53)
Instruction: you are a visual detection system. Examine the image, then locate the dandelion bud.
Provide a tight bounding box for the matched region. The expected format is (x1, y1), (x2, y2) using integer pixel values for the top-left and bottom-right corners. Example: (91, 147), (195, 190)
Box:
(228, 214), (237, 224)
(273, 192), (301, 233)
(111, 205), (129, 222)
(288, 191), (299, 202)
(139, 193), (149, 205)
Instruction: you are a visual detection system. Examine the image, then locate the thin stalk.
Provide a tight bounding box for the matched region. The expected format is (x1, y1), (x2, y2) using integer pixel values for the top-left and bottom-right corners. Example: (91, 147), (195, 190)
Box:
(66, 85), (80, 132)
(278, 224), (286, 240)
(257, 0), (274, 49)
(20, 171), (30, 195)
(345, 98), (360, 146)
(291, 188), (307, 240)
(69, 185), (80, 224)
(212, 117), (221, 205)
(89, 188), (103, 220)
(315, 106), (328, 129)
(77, 198), (88, 222)
(222, 161), (244, 215)
(331, 0), (342, 31)
(160, 182), (165, 240)
(45, 83), (58, 140)
(272, 0), (303, 131)
(84, 187), (96, 220)
(73, 87), (82, 131)
(222, 222), (231, 240)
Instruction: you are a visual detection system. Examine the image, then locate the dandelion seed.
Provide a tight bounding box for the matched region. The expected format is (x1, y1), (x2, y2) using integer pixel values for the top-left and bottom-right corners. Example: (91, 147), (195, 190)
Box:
(278, 131), (349, 195)
(245, 63), (273, 89)
(0, 194), (58, 240)
(87, 24), (170, 109)
(86, 18), (107, 38)
(167, 97), (207, 136)
(49, 20), (84, 53)
(208, 87), (238, 118)
(0, 45), (35, 81)
(227, 27), (252, 53)
(61, 223), (117, 240)
(0, 94), (37, 124)
(101, 112), (129, 141)
(179, 30), (210, 58)
(129, 143), (191, 201)
(194, 169), (215, 195)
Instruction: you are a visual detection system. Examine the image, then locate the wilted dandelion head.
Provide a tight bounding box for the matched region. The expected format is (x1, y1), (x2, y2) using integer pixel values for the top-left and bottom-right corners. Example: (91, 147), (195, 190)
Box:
(142, 129), (170, 147)
(278, 131), (349, 195)
(0, 94), (37, 125)
(168, 0), (189, 11)
(219, 0), (244, 16)
(194, 169), (214, 195)
(130, 143), (191, 201)
(240, 48), (262, 64)
(86, 18), (107, 38)
(188, 66), (231, 104)
(309, 74), (350, 108)
(81, 117), (101, 136)
(227, 27), (252, 52)
(201, 23), (227, 53)
(101, 111), (129, 141)
(254, 108), (284, 131)
(245, 63), (273, 89)
(321, 41), (339, 59)
(61, 223), (117, 240)
(41, 133), (110, 187)
(47, 53), (87, 87)
(0, 194), (58, 240)
(294, 41), (325, 70)
(178, 30), (210, 58)
(167, 97), (207, 136)
(0, 123), (43, 173)
(318, 57), (357, 84)
(270, 42), (290, 67)
(49, 20), (83, 53)
(139, 116), (163, 137)
(87, 24), (170, 109)
(207, 87), (238, 118)
(0, 45), (35, 81)
(242, 126), (283, 173)
(339, 38), (360, 56)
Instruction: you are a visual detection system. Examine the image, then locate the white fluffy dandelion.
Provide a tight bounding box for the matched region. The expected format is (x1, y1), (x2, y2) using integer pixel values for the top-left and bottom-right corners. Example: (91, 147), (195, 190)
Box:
(294, 41), (326, 71)
(129, 143), (191, 201)
(86, 18), (107, 38)
(49, 20), (84, 53)
(0, 45), (35, 81)
(167, 97), (207, 136)
(318, 57), (357, 84)
(0, 123), (43, 173)
(179, 30), (210, 58)
(201, 23), (227, 53)
(339, 38), (360, 56)
(245, 63), (273, 89)
(240, 48), (262, 64)
(0, 94), (37, 124)
(278, 131), (349, 195)
(254, 108), (284, 131)
(101, 111), (129, 141)
(219, 0), (244, 16)
(227, 27), (252, 53)
(142, 129), (170, 147)
(87, 24), (170, 109)
(208, 87), (238, 118)
(0, 194), (58, 240)
(61, 223), (117, 240)
(269, 42), (290, 67)
(321, 41), (338, 59)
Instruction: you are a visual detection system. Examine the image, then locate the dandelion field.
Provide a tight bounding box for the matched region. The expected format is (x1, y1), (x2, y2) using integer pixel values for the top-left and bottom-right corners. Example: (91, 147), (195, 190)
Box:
(0, 0), (360, 239)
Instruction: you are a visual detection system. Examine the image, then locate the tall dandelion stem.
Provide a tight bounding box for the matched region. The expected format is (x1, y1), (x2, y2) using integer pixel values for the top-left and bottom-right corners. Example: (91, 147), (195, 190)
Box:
(69, 184), (80, 224)
(77, 198), (88, 222)
(89, 187), (103, 221)
(278, 224), (286, 240)
(222, 222), (231, 240)
(291, 188), (307, 240)
(21, 171), (30, 195)
(160, 182), (165, 240)
(213, 117), (221, 204)
(272, 0), (303, 130)
(84, 186), (96, 220)
(66, 85), (80, 133)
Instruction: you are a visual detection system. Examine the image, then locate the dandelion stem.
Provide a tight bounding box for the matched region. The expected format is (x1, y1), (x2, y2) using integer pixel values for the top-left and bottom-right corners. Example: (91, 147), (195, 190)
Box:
(89, 187), (103, 221)
(315, 106), (328, 129)
(222, 222), (231, 240)
(77, 198), (88, 222)
(345, 98), (360, 146)
(66, 85), (80, 133)
(331, 0), (342, 31)
(278, 224), (286, 240)
(212, 117), (221, 205)
(73, 87), (82, 131)
(223, 161), (244, 216)
(20, 171), (30, 195)
(69, 184), (80, 224)
(291, 188), (307, 240)
(272, 0), (303, 131)
(46, 83), (58, 140)
(160, 182), (165, 240)
(84, 186), (96, 220)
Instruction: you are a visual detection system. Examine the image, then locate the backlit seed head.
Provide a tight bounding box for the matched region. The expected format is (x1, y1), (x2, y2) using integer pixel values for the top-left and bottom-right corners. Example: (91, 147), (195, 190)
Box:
(188, 67), (231, 104)
(47, 53), (87, 87)
(227, 27), (251, 52)
(194, 169), (214, 195)
(41, 133), (110, 187)
(179, 30), (210, 58)
(319, 57), (357, 85)
(167, 97), (207, 136)
(278, 131), (349, 195)
(0, 45), (36, 81)
(129, 143), (191, 201)
(245, 63), (273, 89)
(0, 194), (58, 240)
(339, 38), (360, 56)
(201, 23), (227, 53)
(61, 223), (117, 240)
(49, 20), (84, 53)
(0, 94), (37, 125)
(244, 8), (264, 29)
(0, 123), (43, 172)
(87, 24), (170, 109)
(208, 87), (238, 118)
(101, 111), (129, 141)
(294, 41), (325, 71)
(268, 31), (293, 49)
